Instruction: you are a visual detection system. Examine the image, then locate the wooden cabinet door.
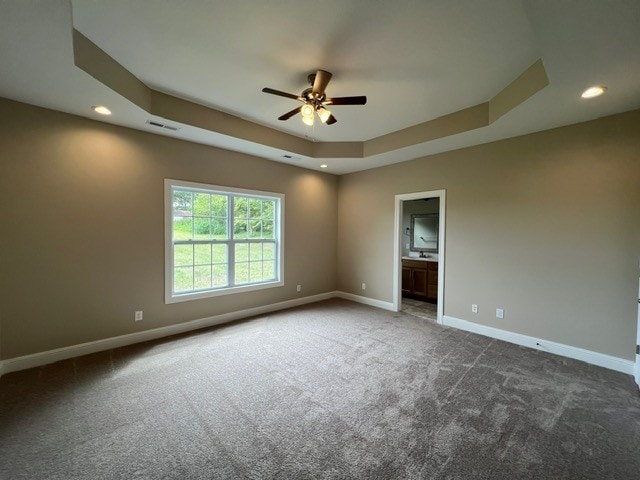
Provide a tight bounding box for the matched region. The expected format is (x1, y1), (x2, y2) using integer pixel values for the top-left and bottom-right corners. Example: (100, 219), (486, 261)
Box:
(402, 267), (412, 293)
(412, 268), (428, 297)
(402, 260), (437, 300)
(427, 285), (438, 300)
(427, 270), (438, 300)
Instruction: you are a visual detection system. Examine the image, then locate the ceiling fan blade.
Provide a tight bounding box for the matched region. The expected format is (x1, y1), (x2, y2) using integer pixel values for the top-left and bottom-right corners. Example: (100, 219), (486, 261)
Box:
(326, 114), (337, 125)
(278, 106), (302, 121)
(312, 70), (332, 96)
(324, 96), (367, 106)
(262, 87), (302, 101)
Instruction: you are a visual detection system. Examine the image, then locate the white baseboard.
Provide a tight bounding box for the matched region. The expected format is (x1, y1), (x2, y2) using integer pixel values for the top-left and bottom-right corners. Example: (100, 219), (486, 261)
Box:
(5, 296), (632, 384)
(334, 291), (396, 312)
(0, 292), (335, 377)
(443, 315), (635, 376)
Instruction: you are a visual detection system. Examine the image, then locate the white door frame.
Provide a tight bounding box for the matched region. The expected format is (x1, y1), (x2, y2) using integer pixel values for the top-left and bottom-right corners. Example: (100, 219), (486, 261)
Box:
(392, 190), (446, 323)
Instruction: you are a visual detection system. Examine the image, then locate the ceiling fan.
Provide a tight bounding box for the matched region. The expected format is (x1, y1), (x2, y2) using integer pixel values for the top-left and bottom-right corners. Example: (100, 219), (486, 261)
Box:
(262, 70), (367, 126)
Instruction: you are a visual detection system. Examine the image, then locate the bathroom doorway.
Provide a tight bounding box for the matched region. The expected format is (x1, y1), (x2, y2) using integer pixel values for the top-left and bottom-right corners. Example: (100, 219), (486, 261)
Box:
(392, 190), (445, 323)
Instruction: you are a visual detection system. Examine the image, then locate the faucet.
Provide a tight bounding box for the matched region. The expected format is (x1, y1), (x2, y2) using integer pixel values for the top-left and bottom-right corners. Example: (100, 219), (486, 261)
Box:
(419, 251), (426, 258)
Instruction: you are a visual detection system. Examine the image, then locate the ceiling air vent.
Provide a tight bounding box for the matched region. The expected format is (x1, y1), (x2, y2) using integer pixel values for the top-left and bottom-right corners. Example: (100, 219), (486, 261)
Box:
(146, 120), (179, 132)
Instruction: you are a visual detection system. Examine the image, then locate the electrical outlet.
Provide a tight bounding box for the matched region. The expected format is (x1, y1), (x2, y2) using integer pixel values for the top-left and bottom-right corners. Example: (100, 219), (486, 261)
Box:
(496, 308), (504, 319)
(472, 304), (478, 313)
(135, 310), (143, 322)
(296, 284), (301, 292)
(362, 282), (366, 291)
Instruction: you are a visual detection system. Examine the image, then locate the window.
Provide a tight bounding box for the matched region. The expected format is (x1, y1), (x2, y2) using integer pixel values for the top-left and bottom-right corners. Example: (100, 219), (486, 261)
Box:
(165, 179), (284, 303)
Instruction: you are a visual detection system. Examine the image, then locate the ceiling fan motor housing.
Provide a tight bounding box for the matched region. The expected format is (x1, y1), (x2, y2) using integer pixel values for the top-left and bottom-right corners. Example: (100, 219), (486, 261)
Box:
(302, 88), (325, 105)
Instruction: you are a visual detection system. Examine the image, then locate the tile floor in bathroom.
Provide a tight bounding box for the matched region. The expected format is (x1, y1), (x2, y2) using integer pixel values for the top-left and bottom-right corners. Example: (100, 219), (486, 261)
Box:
(401, 297), (438, 322)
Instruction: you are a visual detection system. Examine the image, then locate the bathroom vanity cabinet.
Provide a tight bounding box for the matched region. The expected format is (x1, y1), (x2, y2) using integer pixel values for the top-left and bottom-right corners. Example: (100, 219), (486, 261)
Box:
(402, 259), (438, 302)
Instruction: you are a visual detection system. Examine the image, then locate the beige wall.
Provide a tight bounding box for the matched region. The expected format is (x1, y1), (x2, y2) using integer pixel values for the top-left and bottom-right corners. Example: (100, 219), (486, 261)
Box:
(0, 98), (338, 359)
(338, 109), (640, 360)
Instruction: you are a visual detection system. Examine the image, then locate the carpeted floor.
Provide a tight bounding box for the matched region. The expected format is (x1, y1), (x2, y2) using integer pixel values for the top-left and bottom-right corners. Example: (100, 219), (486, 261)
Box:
(1, 298), (639, 479)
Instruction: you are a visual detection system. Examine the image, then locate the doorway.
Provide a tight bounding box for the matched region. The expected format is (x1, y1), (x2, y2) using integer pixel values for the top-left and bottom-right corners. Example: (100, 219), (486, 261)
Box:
(393, 190), (445, 323)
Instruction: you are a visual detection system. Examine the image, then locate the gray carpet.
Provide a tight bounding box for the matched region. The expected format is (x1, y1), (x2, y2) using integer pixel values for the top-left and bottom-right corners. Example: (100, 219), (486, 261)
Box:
(1, 298), (639, 479)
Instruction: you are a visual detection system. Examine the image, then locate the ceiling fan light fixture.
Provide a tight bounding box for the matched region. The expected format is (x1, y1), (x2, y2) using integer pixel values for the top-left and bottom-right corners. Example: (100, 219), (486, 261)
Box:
(317, 106), (332, 123)
(302, 114), (314, 126)
(301, 103), (314, 117)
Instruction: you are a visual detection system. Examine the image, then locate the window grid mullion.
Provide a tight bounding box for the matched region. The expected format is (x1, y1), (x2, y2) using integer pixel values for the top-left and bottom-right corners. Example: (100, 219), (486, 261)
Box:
(174, 240), (228, 245)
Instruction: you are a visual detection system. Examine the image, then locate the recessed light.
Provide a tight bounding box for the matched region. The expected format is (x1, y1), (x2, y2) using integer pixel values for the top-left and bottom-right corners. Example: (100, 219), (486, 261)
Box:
(320, 164), (328, 169)
(581, 86), (607, 99)
(92, 105), (112, 115)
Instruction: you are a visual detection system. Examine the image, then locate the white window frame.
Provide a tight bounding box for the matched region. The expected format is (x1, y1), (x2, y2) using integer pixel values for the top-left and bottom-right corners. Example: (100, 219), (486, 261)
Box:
(164, 179), (284, 304)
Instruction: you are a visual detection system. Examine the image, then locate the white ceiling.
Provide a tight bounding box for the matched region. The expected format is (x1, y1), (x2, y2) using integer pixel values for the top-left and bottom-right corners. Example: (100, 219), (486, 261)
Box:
(0, 0), (638, 174)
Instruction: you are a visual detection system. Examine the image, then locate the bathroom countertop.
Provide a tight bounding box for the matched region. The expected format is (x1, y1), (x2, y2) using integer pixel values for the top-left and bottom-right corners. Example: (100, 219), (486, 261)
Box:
(402, 256), (438, 262)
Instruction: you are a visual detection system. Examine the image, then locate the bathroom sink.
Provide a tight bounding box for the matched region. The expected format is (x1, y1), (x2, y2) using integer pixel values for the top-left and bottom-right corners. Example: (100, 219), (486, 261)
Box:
(402, 256), (436, 262)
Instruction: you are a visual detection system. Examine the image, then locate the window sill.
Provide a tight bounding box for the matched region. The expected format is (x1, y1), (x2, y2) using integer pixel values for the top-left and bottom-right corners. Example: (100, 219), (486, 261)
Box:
(165, 279), (284, 304)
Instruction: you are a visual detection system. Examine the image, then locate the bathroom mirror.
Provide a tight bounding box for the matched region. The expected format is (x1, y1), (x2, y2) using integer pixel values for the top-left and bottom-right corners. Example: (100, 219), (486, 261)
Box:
(410, 214), (439, 253)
